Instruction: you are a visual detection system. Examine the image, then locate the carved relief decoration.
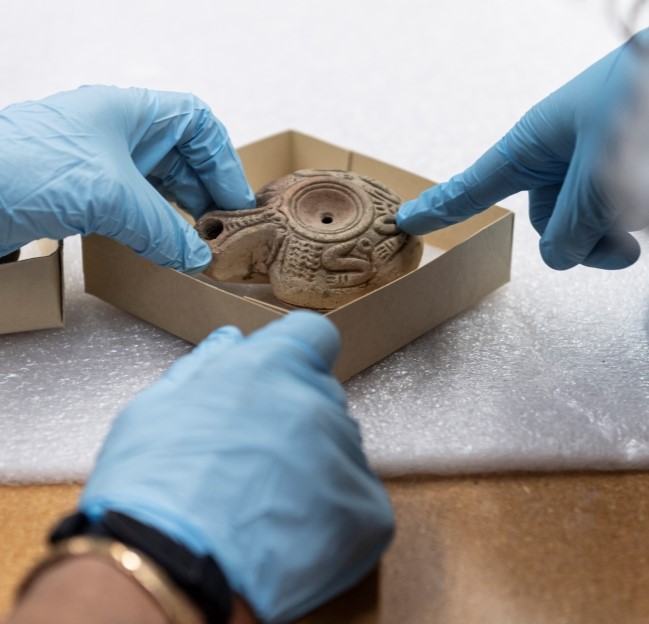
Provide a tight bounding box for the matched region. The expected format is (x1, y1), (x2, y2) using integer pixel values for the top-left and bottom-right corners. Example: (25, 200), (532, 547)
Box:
(195, 169), (423, 309)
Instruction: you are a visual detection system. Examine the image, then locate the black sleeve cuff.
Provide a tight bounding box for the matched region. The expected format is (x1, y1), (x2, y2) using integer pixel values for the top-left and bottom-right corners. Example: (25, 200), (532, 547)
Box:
(51, 510), (232, 624)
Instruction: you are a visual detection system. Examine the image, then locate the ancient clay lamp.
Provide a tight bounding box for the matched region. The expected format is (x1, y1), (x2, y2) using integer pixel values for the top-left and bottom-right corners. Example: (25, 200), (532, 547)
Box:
(195, 169), (423, 310)
(0, 250), (21, 264)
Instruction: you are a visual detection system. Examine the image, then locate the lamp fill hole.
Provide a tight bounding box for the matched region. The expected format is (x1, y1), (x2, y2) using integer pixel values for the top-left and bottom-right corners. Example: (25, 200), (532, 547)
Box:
(202, 220), (224, 240)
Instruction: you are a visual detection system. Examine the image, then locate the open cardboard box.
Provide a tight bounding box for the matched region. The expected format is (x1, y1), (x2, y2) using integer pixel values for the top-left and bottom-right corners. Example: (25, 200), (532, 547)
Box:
(0, 240), (64, 335)
(82, 131), (514, 381)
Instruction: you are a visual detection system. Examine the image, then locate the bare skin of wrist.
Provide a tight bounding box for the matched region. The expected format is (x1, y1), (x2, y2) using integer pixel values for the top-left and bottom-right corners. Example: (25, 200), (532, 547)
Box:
(4, 557), (255, 624)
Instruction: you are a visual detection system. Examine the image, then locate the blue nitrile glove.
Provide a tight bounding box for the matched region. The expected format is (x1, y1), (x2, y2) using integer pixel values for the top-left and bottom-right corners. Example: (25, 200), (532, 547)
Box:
(80, 311), (394, 623)
(398, 29), (649, 271)
(0, 85), (255, 274)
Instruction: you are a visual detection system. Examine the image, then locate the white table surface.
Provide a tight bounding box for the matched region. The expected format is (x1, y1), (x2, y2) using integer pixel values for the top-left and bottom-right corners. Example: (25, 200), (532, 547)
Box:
(1, 0), (648, 482)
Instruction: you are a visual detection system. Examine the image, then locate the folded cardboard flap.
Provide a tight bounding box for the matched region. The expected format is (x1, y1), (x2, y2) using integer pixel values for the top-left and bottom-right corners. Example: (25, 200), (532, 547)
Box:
(83, 235), (282, 341)
(82, 130), (514, 381)
(326, 210), (513, 379)
(0, 240), (64, 335)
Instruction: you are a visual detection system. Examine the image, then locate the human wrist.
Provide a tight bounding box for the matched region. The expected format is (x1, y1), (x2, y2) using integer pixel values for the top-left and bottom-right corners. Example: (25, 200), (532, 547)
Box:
(8, 536), (255, 624)
(50, 511), (234, 623)
(8, 556), (169, 624)
(16, 536), (208, 624)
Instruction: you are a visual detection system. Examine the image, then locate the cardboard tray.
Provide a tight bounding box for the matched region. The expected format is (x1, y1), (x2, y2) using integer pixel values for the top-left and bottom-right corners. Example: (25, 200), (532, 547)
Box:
(83, 131), (514, 381)
(0, 240), (64, 335)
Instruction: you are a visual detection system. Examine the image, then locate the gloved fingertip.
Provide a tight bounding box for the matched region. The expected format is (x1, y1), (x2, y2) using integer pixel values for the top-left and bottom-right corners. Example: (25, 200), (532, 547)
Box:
(112, 173), (215, 275)
(201, 140), (257, 211)
(582, 233), (641, 270)
(181, 238), (213, 275)
(204, 325), (244, 344)
(243, 186), (256, 210)
(396, 198), (448, 235)
(395, 201), (414, 229)
(222, 182), (256, 211)
(540, 232), (641, 271)
(539, 241), (577, 271)
(263, 311), (341, 371)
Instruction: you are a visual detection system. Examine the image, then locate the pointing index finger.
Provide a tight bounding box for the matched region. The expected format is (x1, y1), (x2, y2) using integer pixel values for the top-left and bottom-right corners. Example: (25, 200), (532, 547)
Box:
(397, 98), (576, 236)
(397, 142), (539, 235)
(247, 311), (341, 373)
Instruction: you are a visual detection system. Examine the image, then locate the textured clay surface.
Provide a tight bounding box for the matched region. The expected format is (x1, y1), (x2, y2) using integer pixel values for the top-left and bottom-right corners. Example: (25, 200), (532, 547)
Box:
(195, 169), (423, 309)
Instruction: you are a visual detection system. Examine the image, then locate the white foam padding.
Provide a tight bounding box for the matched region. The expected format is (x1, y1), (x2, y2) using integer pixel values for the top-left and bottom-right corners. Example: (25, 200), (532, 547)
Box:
(1, 0), (648, 482)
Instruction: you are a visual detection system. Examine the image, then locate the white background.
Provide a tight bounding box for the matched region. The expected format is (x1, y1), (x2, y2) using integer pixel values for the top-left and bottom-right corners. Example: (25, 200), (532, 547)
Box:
(1, 0), (648, 481)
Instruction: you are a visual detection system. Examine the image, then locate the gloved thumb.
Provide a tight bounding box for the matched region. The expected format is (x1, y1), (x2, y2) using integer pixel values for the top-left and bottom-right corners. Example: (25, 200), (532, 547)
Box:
(247, 311), (341, 373)
(94, 161), (213, 274)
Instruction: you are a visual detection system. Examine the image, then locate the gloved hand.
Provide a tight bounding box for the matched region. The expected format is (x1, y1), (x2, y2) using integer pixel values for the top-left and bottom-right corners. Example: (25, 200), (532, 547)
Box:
(80, 311), (394, 623)
(0, 85), (255, 274)
(397, 29), (649, 271)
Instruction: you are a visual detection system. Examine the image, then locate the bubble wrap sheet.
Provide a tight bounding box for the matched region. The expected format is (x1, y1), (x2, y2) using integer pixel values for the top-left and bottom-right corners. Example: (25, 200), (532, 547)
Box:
(1, 0), (648, 482)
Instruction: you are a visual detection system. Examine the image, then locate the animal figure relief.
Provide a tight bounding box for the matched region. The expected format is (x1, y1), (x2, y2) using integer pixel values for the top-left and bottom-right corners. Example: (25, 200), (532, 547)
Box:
(195, 169), (423, 310)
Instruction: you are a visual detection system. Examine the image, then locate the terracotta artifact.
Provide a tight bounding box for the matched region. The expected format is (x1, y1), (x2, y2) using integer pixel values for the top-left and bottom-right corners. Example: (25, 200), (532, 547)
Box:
(195, 169), (423, 310)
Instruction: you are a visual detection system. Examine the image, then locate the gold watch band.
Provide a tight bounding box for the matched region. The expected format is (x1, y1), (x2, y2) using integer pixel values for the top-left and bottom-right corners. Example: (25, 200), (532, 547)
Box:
(16, 536), (205, 624)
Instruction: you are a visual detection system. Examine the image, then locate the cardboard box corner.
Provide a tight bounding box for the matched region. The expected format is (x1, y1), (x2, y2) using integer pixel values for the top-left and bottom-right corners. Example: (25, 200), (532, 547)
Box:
(0, 240), (64, 335)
